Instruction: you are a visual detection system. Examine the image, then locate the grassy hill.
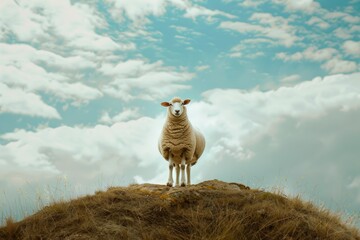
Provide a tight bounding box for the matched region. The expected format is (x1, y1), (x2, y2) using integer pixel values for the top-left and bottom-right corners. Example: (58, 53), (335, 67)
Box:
(0, 180), (359, 240)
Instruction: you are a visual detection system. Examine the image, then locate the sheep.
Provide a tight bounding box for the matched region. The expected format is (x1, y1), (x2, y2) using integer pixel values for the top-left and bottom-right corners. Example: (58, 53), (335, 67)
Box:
(158, 97), (205, 187)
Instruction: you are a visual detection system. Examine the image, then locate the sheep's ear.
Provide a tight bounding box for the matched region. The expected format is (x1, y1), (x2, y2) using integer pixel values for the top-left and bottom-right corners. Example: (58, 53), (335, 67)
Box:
(183, 99), (191, 105)
(161, 102), (171, 107)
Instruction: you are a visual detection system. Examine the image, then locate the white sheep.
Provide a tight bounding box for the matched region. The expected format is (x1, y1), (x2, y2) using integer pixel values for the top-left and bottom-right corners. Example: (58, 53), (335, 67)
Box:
(158, 97), (205, 187)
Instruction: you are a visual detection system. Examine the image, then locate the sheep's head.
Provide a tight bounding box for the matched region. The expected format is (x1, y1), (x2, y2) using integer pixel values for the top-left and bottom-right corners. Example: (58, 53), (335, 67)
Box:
(161, 97), (191, 117)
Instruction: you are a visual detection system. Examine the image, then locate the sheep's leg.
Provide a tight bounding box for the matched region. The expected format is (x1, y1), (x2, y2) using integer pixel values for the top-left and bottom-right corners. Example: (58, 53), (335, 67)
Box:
(175, 164), (180, 187)
(186, 163), (191, 186)
(167, 158), (174, 187)
(180, 158), (186, 187)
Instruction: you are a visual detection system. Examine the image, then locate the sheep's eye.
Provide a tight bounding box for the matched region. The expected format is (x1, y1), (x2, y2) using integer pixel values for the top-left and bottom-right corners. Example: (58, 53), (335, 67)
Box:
(169, 103), (173, 106)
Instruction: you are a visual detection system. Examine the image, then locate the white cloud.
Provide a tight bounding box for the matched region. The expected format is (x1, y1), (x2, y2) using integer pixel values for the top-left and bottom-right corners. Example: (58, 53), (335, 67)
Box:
(100, 59), (194, 101)
(243, 38), (275, 45)
(170, 25), (202, 37)
(333, 25), (360, 40)
(272, 0), (321, 13)
(195, 65), (210, 71)
(0, 83), (61, 119)
(220, 21), (262, 33)
(0, 0), (49, 42)
(99, 108), (141, 124)
(0, 43), (96, 71)
(168, 0), (236, 20)
(277, 47), (358, 74)
(220, 13), (298, 47)
(248, 52), (265, 59)
(230, 50), (264, 59)
(350, 25), (360, 33)
(276, 46), (338, 62)
(239, 0), (266, 8)
(175, 35), (191, 44)
(228, 38), (275, 58)
(0, 0), (132, 52)
(342, 40), (360, 57)
(196, 72), (360, 125)
(184, 73), (360, 171)
(228, 52), (242, 58)
(0, 2), (135, 122)
(324, 11), (360, 24)
(281, 74), (301, 83)
(106, 0), (235, 25)
(237, 108), (360, 212)
(229, 43), (244, 53)
(333, 28), (352, 39)
(105, 0), (167, 24)
(306, 16), (330, 29)
(183, 5), (236, 20)
(0, 116), (163, 180)
(321, 58), (358, 74)
(0, 43), (103, 105)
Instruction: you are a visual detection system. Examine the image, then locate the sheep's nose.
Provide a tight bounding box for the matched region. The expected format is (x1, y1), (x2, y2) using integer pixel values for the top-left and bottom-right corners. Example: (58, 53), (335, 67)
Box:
(175, 110), (180, 113)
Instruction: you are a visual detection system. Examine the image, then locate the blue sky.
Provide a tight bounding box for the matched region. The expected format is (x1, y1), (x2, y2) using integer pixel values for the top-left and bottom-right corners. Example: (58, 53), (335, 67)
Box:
(1, 0), (360, 226)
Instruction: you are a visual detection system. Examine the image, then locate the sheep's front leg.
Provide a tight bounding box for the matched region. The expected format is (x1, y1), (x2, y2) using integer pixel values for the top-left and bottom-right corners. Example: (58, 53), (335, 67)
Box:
(175, 164), (180, 187)
(167, 158), (174, 187)
(180, 158), (186, 187)
(186, 163), (191, 186)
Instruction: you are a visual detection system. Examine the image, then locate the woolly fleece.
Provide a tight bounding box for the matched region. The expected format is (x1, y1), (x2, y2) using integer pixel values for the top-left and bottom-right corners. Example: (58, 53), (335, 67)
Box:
(158, 98), (205, 165)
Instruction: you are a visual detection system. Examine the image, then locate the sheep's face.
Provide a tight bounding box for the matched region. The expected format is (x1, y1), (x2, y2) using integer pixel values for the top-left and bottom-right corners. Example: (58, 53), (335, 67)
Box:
(161, 98), (191, 117)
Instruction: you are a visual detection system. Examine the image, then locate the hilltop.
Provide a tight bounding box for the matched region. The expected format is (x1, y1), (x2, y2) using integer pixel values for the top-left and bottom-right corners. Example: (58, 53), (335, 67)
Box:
(0, 180), (359, 240)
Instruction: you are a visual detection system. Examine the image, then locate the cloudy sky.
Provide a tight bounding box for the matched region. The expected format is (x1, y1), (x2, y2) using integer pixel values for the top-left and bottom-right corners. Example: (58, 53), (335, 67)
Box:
(1, 0), (360, 225)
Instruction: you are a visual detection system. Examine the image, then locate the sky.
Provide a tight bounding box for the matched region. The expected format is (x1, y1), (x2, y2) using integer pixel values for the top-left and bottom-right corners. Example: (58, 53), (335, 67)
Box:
(0, 0), (360, 226)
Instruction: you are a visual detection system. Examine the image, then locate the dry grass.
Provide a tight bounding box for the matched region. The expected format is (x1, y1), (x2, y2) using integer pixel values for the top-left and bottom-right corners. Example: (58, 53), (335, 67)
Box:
(0, 180), (359, 240)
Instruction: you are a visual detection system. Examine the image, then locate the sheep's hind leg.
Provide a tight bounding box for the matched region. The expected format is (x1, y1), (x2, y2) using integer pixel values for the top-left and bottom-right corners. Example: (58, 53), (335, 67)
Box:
(180, 158), (186, 187)
(186, 163), (191, 186)
(175, 164), (180, 187)
(167, 158), (174, 187)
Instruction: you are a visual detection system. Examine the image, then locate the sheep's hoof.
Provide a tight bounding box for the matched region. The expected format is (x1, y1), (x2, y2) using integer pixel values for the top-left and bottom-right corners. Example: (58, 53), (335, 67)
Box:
(181, 183), (186, 187)
(167, 182), (173, 187)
